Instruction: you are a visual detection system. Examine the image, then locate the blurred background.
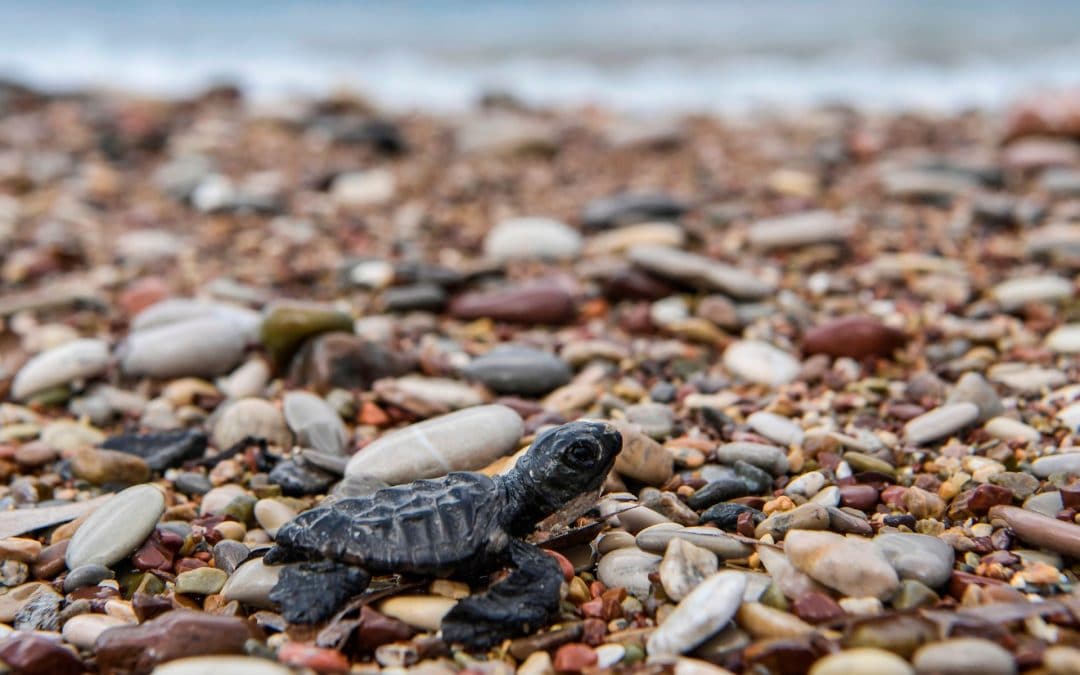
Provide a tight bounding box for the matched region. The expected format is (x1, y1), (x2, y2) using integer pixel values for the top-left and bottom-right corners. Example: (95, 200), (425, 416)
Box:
(2, 0), (1079, 112)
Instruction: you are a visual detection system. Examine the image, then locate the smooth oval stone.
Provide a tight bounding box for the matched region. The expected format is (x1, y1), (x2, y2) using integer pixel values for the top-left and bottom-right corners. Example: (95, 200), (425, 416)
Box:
(748, 210), (852, 249)
(984, 417), (1041, 443)
(259, 301), (353, 369)
(688, 477), (748, 510)
(802, 316), (907, 360)
(754, 503), (830, 540)
(11, 338), (110, 401)
(221, 558), (281, 609)
(253, 499), (297, 538)
(217, 359), (270, 400)
(872, 533), (954, 589)
(647, 571), (747, 656)
(715, 443), (789, 475)
(597, 547), (661, 599)
(70, 448), (150, 486)
(757, 545), (828, 600)
(582, 192), (688, 230)
(614, 423), (674, 486)
(809, 648), (914, 675)
(213, 398), (293, 450)
(378, 595), (455, 632)
(946, 372), (1003, 422)
(66, 485), (165, 569)
(460, 346), (572, 397)
(723, 341), (799, 387)
(151, 656), (293, 675)
(1047, 324), (1080, 354)
(903, 403), (979, 445)
(637, 524), (752, 559)
(736, 601), (816, 639)
(912, 638), (1016, 675)
(991, 275), (1073, 310)
(62, 613), (129, 649)
(132, 298), (261, 343)
(175, 567), (228, 595)
(120, 317), (246, 378)
(449, 282), (577, 324)
(1031, 453), (1080, 478)
(1022, 491), (1063, 517)
(377, 376), (485, 412)
(63, 563), (115, 592)
(660, 538), (719, 601)
(585, 222), (685, 255)
(785, 471), (827, 499)
(484, 217), (582, 262)
(344, 404), (523, 484)
(989, 505), (1080, 558)
(785, 530), (899, 600)
(283, 391), (348, 456)
(628, 246), (775, 299)
(747, 412), (804, 447)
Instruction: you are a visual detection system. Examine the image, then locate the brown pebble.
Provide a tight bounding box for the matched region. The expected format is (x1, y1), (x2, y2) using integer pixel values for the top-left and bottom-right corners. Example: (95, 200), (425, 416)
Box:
(802, 316), (907, 359)
(554, 642), (597, 672)
(0, 632), (85, 675)
(989, 505), (1080, 558)
(838, 484), (879, 511)
(450, 282), (577, 324)
(356, 605), (415, 651)
(792, 591), (845, 624)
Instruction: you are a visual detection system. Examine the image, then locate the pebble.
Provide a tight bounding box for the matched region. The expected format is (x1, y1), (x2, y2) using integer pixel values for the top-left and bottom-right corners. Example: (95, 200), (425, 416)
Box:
(378, 595), (456, 632)
(802, 316), (906, 360)
(809, 648), (914, 675)
(220, 558), (281, 609)
(582, 192), (688, 229)
(102, 429), (208, 472)
(585, 222), (685, 255)
(378, 376), (485, 412)
(628, 246), (775, 300)
(756, 545), (828, 599)
(0, 494), (111, 540)
(331, 168), (396, 206)
(912, 638), (1017, 675)
(637, 524), (753, 559)
(1023, 491), (1063, 517)
(131, 299), (261, 342)
(460, 346), (572, 396)
(174, 567), (228, 595)
(1030, 453), (1080, 478)
(41, 421), (106, 452)
(747, 210), (853, 249)
(344, 404), (523, 484)
(946, 372), (1004, 422)
(119, 317), (247, 378)
(65, 485), (165, 569)
(63, 563), (114, 591)
(785, 471), (827, 499)
(984, 417), (1041, 443)
(62, 612), (128, 649)
(1047, 324), (1080, 354)
(991, 274), (1073, 309)
(290, 331), (413, 392)
(283, 391), (348, 456)
(254, 499), (297, 537)
(0, 632), (85, 675)
(259, 302), (354, 369)
(553, 643), (597, 672)
(449, 282), (577, 324)
(715, 442), (789, 475)
(70, 447), (150, 485)
(11, 338), (110, 401)
(597, 547), (662, 599)
(150, 656), (293, 675)
(989, 505), (1080, 558)
(484, 217), (582, 261)
(212, 541), (250, 575)
(614, 423), (674, 485)
(722, 341), (800, 387)
(754, 503), (830, 540)
(646, 571), (746, 657)
(903, 403), (979, 445)
(872, 533), (954, 588)
(212, 398), (293, 450)
(747, 412), (804, 446)
(624, 403), (676, 440)
(595, 643), (627, 668)
(96, 610), (258, 673)
(1043, 647), (1080, 675)
(200, 484), (248, 516)
(736, 602), (815, 638)
(785, 530), (899, 599)
(660, 538), (719, 601)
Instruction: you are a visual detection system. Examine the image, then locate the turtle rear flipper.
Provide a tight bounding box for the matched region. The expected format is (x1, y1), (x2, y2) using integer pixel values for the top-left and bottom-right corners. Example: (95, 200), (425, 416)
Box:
(269, 560), (371, 624)
(440, 540), (563, 649)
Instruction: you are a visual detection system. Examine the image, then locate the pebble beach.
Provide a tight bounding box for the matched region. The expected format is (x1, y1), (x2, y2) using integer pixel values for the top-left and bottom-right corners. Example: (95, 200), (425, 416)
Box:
(1, 79), (1080, 675)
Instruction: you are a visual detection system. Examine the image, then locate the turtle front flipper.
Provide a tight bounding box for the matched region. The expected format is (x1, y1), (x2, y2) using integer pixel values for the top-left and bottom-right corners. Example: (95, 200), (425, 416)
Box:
(440, 540), (563, 649)
(268, 560), (371, 624)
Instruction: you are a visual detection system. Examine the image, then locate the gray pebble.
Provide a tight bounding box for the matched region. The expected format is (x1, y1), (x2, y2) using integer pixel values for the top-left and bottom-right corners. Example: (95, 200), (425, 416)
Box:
(63, 564), (115, 592)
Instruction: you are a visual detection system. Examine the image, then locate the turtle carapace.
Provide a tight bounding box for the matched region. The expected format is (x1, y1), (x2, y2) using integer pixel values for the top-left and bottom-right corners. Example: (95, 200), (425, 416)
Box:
(263, 419), (622, 648)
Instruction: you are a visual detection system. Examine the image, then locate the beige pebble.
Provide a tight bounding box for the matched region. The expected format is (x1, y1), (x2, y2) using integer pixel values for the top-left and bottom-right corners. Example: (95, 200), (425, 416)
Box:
(809, 648), (914, 675)
(378, 595), (457, 632)
(62, 613), (129, 649)
(253, 499), (297, 537)
(736, 602), (814, 639)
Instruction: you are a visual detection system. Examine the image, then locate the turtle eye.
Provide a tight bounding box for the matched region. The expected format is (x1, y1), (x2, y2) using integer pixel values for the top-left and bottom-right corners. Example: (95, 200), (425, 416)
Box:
(566, 441), (597, 468)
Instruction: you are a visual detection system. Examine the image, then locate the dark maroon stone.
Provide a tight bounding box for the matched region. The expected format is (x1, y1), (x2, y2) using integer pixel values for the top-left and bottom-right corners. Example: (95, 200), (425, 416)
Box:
(600, 267), (676, 301)
(355, 606), (415, 651)
(792, 591), (845, 624)
(802, 316), (907, 359)
(0, 633), (85, 675)
(838, 484), (879, 511)
(449, 283), (577, 324)
(949, 483), (1014, 518)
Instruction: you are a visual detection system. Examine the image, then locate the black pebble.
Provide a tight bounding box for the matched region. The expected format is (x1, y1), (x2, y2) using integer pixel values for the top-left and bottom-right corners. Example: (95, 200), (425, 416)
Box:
(102, 430), (208, 472)
(700, 502), (765, 530)
(687, 476), (748, 509)
(734, 460), (773, 494)
(269, 460), (337, 497)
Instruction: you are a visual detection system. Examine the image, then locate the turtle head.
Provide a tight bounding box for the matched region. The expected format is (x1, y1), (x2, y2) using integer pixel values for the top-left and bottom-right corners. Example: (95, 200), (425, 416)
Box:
(502, 420), (621, 531)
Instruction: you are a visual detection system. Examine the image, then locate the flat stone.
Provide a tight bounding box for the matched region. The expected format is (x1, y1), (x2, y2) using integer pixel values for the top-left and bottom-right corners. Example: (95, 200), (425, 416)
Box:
(747, 210), (853, 249)
(484, 217), (582, 262)
(989, 505), (1080, 558)
(345, 404), (523, 484)
(119, 317), (247, 379)
(585, 222), (685, 255)
(754, 503), (830, 540)
(375, 376), (485, 412)
(946, 372), (1003, 423)
(715, 443), (789, 475)
(449, 282), (577, 324)
(989, 363), (1067, 393)
(991, 275), (1073, 310)
(151, 656), (293, 675)
(102, 430), (208, 472)
(597, 547), (662, 599)
(912, 638), (1017, 675)
(11, 338), (110, 401)
(283, 391), (348, 456)
(460, 346), (572, 397)
(872, 533), (954, 588)
(1031, 453), (1080, 478)
(756, 545), (828, 600)
(903, 403), (979, 445)
(95, 610), (259, 674)
(175, 567), (228, 595)
(785, 531), (900, 600)
(1023, 491), (1063, 517)
(802, 316), (907, 360)
(378, 595), (456, 632)
(581, 193), (688, 230)
(65, 485), (165, 569)
(0, 495), (112, 539)
(1047, 324), (1080, 354)
(624, 403), (676, 440)
(629, 246), (774, 299)
(212, 398), (293, 450)
(647, 571), (746, 656)
(723, 341), (800, 387)
(660, 538), (719, 601)
(747, 412), (804, 446)
(614, 422), (674, 486)
(809, 648), (914, 675)
(221, 558), (281, 609)
(637, 524), (753, 559)
(63, 563), (114, 591)
(70, 447), (150, 485)
(62, 613), (128, 649)
(132, 298), (260, 342)
(736, 601), (816, 639)
(0, 632), (85, 675)
(785, 471), (827, 499)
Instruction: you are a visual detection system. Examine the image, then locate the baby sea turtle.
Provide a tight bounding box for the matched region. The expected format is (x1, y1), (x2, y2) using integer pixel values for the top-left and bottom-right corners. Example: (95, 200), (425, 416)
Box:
(263, 419), (622, 648)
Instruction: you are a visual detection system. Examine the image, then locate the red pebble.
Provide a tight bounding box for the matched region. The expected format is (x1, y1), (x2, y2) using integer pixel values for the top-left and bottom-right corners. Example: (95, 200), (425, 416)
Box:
(543, 550), (574, 582)
(580, 598), (604, 618)
(119, 276), (170, 317)
(278, 642), (349, 674)
(554, 642), (598, 672)
(791, 591), (845, 624)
